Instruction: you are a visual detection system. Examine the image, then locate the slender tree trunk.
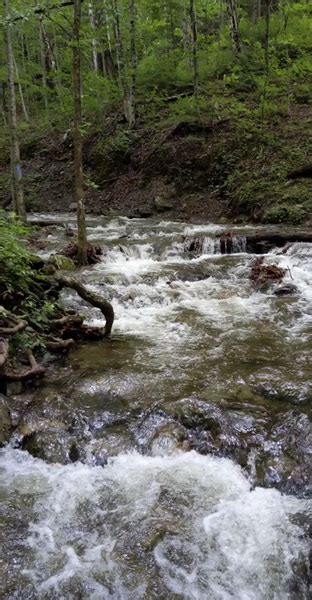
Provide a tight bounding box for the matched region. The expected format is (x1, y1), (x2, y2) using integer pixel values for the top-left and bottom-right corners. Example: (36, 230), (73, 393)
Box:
(0, 84), (7, 125)
(3, 0), (26, 221)
(226, 0), (241, 54)
(73, 0), (87, 265)
(264, 0), (271, 74)
(112, 0), (124, 87)
(88, 1), (98, 71)
(13, 56), (29, 122)
(127, 0), (137, 128)
(112, 0), (129, 118)
(189, 0), (199, 95)
(39, 19), (49, 109)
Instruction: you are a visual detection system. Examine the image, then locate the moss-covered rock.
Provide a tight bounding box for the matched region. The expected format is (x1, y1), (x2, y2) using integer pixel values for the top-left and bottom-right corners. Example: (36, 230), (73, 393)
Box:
(48, 254), (76, 271)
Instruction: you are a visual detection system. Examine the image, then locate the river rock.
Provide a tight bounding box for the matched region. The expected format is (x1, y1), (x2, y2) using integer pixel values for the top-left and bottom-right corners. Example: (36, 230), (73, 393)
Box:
(273, 283), (298, 296)
(255, 411), (312, 497)
(48, 254), (76, 271)
(165, 398), (226, 434)
(22, 430), (82, 463)
(0, 394), (13, 446)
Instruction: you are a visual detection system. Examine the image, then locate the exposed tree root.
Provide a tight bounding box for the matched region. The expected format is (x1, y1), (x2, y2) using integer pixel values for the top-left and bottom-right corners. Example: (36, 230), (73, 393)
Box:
(0, 338), (9, 368)
(61, 242), (102, 265)
(0, 308), (28, 335)
(45, 337), (75, 351)
(51, 314), (85, 329)
(55, 274), (114, 337)
(3, 350), (45, 382)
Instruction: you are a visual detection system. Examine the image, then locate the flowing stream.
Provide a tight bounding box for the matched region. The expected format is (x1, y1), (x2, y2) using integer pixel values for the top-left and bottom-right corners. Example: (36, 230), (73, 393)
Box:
(0, 216), (311, 599)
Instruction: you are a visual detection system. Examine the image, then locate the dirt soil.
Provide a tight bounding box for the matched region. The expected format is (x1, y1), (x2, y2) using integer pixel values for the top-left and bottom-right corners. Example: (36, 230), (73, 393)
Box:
(0, 108), (311, 224)
(0, 120), (238, 221)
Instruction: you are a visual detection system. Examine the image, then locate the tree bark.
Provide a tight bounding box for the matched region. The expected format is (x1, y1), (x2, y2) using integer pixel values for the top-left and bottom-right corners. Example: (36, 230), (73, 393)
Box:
(73, 0), (88, 264)
(88, 1), (98, 71)
(226, 0), (241, 54)
(189, 0), (199, 95)
(264, 0), (271, 74)
(128, 0), (137, 128)
(13, 55), (29, 122)
(3, 0), (26, 221)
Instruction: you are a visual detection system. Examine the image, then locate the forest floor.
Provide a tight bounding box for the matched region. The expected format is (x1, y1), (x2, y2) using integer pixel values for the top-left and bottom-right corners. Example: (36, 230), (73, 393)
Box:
(0, 100), (311, 225)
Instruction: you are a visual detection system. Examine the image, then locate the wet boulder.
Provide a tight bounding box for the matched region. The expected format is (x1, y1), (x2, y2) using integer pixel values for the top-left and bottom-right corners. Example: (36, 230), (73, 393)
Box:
(255, 411), (312, 497)
(132, 411), (186, 453)
(22, 429), (83, 464)
(165, 398), (226, 434)
(85, 429), (134, 466)
(0, 394), (13, 446)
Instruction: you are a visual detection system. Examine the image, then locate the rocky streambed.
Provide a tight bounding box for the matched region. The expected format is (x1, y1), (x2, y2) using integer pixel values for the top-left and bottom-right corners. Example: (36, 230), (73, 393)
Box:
(0, 215), (311, 599)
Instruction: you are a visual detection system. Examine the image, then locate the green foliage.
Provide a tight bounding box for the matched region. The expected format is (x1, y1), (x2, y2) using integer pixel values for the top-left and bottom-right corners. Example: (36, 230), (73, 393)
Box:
(0, 211), (33, 294)
(264, 204), (308, 225)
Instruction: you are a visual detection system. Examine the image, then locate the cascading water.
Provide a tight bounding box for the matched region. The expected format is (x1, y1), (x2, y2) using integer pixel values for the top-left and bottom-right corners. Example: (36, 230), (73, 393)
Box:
(1, 216), (311, 599)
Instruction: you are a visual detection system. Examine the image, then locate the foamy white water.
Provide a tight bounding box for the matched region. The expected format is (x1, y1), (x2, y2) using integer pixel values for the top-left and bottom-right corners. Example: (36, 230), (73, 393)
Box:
(0, 447), (309, 599)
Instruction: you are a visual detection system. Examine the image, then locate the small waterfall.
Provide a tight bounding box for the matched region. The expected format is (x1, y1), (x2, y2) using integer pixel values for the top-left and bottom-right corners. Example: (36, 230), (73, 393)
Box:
(183, 234), (247, 256)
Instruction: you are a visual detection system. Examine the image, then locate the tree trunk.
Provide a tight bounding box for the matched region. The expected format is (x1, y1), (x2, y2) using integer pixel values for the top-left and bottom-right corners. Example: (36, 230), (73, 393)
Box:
(264, 0), (271, 74)
(112, 0), (124, 89)
(39, 18), (49, 109)
(189, 0), (199, 95)
(88, 1), (98, 71)
(127, 0), (137, 128)
(73, 0), (88, 265)
(13, 55), (29, 122)
(226, 0), (241, 54)
(3, 0), (26, 221)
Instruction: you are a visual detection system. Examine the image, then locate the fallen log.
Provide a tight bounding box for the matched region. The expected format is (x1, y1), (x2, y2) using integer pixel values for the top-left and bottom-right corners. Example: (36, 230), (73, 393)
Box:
(287, 164), (312, 180)
(55, 274), (114, 337)
(246, 232), (312, 254)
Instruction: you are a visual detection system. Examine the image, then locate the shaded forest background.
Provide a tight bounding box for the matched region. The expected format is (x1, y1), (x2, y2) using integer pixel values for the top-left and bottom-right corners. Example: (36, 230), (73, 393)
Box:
(0, 0), (311, 224)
